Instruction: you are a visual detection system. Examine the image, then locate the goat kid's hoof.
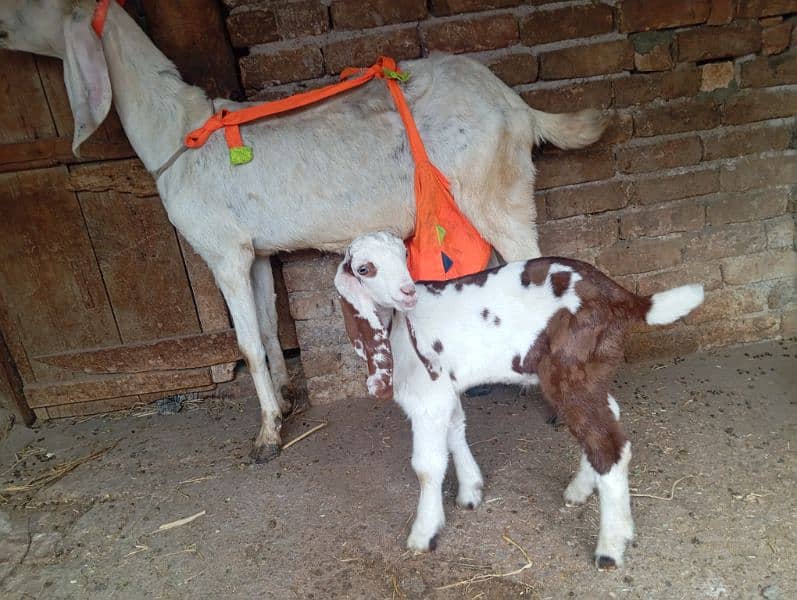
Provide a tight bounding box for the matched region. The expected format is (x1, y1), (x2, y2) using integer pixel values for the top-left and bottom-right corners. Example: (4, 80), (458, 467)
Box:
(595, 555), (619, 571)
(249, 443), (281, 464)
(407, 532), (439, 553)
(456, 485), (483, 510)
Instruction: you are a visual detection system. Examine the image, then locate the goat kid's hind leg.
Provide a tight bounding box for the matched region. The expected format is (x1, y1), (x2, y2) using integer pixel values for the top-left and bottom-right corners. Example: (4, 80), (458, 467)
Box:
(214, 249), (283, 463)
(448, 399), (483, 509)
(563, 394), (621, 506)
(251, 256), (292, 414)
(406, 401), (453, 552)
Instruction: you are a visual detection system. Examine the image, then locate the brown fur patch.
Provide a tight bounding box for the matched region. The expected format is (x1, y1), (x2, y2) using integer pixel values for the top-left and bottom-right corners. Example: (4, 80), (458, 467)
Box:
(550, 271), (571, 297)
(405, 317), (439, 381)
(520, 260), (550, 287)
(339, 296), (393, 400)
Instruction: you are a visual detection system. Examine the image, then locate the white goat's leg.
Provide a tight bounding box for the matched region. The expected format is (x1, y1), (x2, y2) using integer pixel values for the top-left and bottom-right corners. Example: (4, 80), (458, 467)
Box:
(406, 407), (451, 552)
(595, 441), (634, 571)
(251, 256), (291, 414)
(448, 400), (483, 509)
(214, 251), (283, 463)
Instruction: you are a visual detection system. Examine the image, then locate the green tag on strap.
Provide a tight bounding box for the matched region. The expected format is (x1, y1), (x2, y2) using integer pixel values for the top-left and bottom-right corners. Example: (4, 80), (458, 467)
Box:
(383, 68), (410, 82)
(230, 145), (253, 165)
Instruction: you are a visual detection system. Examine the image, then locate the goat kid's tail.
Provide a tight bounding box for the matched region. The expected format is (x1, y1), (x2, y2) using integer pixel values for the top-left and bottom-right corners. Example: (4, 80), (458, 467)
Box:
(529, 107), (608, 149)
(644, 284), (704, 326)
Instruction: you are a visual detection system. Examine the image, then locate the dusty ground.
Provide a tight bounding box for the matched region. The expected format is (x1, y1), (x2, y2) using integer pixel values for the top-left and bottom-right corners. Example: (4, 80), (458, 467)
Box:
(0, 339), (794, 599)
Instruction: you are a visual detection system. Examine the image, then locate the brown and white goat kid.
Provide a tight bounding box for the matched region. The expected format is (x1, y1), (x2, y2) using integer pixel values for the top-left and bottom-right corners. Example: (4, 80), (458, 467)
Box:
(334, 232), (704, 569)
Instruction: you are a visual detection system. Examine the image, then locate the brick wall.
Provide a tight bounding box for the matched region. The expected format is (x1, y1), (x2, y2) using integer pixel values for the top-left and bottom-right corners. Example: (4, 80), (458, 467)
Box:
(223, 0), (797, 404)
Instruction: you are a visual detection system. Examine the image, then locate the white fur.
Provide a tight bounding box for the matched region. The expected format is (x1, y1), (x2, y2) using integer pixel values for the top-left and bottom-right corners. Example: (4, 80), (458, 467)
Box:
(337, 233), (704, 566)
(646, 284), (705, 325)
(0, 0), (606, 457)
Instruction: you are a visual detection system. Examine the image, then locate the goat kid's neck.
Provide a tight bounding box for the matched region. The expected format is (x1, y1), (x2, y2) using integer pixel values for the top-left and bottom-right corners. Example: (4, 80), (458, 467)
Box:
(100, 4), (211, 172)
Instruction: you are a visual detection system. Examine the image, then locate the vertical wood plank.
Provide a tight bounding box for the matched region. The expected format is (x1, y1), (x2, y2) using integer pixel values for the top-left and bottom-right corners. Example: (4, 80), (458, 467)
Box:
(0, 329), (35, 425)
(0, 50), (56, 144)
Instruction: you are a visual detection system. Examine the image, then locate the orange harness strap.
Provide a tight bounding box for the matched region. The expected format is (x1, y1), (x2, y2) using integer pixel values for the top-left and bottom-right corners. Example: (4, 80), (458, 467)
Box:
(184, 56), (491, 281)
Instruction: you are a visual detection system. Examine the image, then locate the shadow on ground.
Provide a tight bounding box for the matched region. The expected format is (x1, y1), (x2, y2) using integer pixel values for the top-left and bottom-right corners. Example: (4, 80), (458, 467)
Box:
(1, 339), (794, 599)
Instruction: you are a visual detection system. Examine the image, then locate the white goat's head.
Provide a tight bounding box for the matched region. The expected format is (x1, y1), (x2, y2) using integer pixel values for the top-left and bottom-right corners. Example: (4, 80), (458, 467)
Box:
(334, 232), (417, 401)
(0, 1), (116, 154)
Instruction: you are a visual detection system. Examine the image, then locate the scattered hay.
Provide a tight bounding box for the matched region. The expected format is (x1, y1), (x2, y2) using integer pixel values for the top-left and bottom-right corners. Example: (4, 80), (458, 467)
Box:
(0, 443), (117, 500)
(282, 421), (328, 450)
(435, 532), (533, 591)
(631, 474), (694, 501)
(151, 510), (206, 534)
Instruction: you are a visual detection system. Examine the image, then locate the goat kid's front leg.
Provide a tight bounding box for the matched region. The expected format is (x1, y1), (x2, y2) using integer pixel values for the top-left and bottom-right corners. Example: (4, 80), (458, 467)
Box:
(214, 251), (284, 463)
(448, 400), (483, 510)
(406, 409), (451, 552)
(251, 256), (292, 414)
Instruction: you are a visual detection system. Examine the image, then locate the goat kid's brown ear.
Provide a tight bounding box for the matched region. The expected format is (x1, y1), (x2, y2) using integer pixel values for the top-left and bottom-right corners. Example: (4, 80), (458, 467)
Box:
(335, 263), (394, 401)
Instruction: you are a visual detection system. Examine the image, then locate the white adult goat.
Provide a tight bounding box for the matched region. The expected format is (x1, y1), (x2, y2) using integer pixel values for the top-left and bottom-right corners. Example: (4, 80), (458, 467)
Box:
(0, 1), (606, 461)
(334, 232), (704, 568)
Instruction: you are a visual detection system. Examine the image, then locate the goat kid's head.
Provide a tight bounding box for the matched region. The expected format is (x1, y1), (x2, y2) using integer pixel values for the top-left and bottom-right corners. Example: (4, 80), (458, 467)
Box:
(334, 232), (417, 401)
(0, 1), (117, 155)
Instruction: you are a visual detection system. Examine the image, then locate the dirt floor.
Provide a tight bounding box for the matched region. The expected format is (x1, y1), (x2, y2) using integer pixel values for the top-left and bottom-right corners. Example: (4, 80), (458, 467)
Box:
(0, 339), (794, 599)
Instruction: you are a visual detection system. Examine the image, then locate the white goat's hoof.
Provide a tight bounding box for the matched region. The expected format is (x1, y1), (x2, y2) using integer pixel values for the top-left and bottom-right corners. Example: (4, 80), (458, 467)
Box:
(407, 521), (443, 552)
(594, 527), (633, 570)
(456, 483), (483, 510)
(595, 554), (622, 571)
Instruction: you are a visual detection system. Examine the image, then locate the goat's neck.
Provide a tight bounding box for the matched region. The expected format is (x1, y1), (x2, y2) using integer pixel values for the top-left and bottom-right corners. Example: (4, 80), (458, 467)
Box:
(101, 4), (211, 172)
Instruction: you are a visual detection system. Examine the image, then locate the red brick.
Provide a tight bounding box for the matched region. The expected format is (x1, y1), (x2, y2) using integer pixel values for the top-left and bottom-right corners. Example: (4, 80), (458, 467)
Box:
(227, 9), (279, 48)
(429, 0), (522, 17)
(240, 46), (324, 87)
(700, 61), (735, 91)
(684, 221), (767, 261)
(275, 0), (330, 39)
(686, 286), (769, 324)
(519, 4), (613, 46)
(613, 69), (700, 107)
(323, 26), (421, 73)
(596, 236), (684, 275)
(720, 154), (797, 191)
(636, 261), (723, 295)
(484, 51), (538, 86)
(420, 14), (518, 53)
(708, 0), (735, 24)
(762, 21), (793, 54)
(534, 148), (615, 190)
(521, 80), (612, 113)
(618, 0), (711, 33)
(289, 290), (337, 320)
(781, 308), (797, 335)
(739, 49), (797, 87)
(620, 200), (705, 238)
(282, 255), (340, 293)
(634, 96), (721, 136)
(540, 40), (634, 79)
(698, 314), (780, 347)
(631, 169), (720, 205)
(625, 324), (700, 360)
(595, 112), (635, 147)
(634, 44), (674, 72)
(701, 122), (794, 160)
(721, 250), (797, 284)
(706, 187), (790, 224)
(295, 316), (348, 348)
(538, 214), (618, 256)
(676, 22), (762, 62)
(331, 0), (426, 30)
(543, 180), (631, 220)
(615, 135), (703, 174)
(737, 0), (797, 18)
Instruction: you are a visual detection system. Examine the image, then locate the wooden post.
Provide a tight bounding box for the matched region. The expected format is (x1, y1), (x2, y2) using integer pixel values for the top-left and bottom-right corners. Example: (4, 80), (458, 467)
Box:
(0, 329), (35, 426)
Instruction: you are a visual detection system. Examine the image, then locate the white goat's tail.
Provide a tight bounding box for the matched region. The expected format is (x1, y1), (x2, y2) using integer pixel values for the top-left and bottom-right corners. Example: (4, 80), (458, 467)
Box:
(645, 284), (704, 326)
(529, 108), (608, 149)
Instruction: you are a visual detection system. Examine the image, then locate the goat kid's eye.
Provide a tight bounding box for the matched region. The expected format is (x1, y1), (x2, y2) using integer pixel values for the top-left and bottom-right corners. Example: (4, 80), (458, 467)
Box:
(357, 265), (370, 276)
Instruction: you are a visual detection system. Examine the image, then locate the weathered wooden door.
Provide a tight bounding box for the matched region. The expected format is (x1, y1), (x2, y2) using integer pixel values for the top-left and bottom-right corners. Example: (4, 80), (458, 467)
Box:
(0, 52), (242, 419)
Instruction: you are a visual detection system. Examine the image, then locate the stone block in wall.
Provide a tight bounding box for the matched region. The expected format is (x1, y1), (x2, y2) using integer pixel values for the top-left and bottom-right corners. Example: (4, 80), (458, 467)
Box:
(686, 286), (770, 324)
(684, 221), (767, 261)
(227, 1), (329, 47)
(764, 215), (797, 249)
(227, 9), (279, 47)
(633, 96), (721, 137)
(538, 213), (619, 256)
(534, 148), (615, 190)
(634, 44), (674, 72)
(636, 261), (723, 296)
(323, 25), (421, 74)
(539, 40), (634, 80)
(518, 4), (614, 46)
(597, 236), (684, 275)
(240, 46), (324, 87)
(613, 68), (700, 108)
(542, 180), (631, 220)
(630, 168), (720, 205)
(722, 88), (797, 125)
(620, 200), (705, 238)
(701, 120), (794, 161)
(618, 0), (711, 33)
(330, 0), (427, 30)
(737, 0), (797, 18)
(615, 135), (703, 174)
(420, 14), (518, 53)
(762, 20), (792, 55)
(706, 187), (790, 225)
(739, 48), (797, 87)
(721, 250), (797, 285)
(719, 153), (797, 191)
(482, 50), (538, 86)
(782, 308), (797, 335)
(676, 22), (762, 62)
(429, 0), (522, 18)
(521, 80), (612, 113)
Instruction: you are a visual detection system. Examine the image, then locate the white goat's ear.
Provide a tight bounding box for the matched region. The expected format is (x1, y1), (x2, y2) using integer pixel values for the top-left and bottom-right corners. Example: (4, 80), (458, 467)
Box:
(62, 13), (112, 156)
(335, 259), (393, 401)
